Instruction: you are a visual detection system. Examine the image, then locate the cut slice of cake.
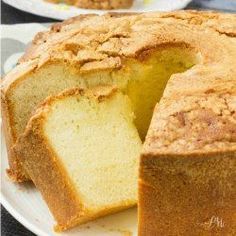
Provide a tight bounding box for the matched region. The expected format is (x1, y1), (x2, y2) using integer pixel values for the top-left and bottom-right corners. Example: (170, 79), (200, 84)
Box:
(15, 86), (142, 231)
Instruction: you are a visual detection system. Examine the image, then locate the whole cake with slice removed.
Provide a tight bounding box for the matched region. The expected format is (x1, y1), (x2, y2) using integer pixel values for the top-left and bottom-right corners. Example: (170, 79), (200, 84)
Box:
(1, 11), (236, 234)
(15, 86), (141, 231)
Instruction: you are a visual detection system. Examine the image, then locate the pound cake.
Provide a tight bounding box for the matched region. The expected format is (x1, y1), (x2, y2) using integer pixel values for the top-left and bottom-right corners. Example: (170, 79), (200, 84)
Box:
(15, 86), (141, 231)
(139, 91), (236, 235)
(46, 0), (133, 9)
(1, 11), (236, 234)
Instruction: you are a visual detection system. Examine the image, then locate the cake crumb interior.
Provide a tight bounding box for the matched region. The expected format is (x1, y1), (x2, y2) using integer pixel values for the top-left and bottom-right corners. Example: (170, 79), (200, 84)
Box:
(40, 47), (199, 213)
(12, 46), (199, 142)
(44, 91), (141, 210)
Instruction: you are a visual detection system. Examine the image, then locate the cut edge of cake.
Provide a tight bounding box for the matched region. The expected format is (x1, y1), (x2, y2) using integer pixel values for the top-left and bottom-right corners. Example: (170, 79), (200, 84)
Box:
(14, 86), (142, 231)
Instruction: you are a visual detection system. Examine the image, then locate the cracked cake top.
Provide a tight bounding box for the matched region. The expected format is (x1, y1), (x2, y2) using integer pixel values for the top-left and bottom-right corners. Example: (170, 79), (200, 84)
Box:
(3, 10), (236, 155)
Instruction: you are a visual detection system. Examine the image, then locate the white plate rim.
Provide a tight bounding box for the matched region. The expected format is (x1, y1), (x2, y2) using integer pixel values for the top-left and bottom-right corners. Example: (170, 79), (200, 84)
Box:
(3, 0), (192, 20)
(1, 191), (48, 236)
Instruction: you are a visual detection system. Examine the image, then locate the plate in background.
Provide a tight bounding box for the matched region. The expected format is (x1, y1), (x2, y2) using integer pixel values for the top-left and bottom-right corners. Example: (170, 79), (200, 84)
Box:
(3, 0), (192, 20)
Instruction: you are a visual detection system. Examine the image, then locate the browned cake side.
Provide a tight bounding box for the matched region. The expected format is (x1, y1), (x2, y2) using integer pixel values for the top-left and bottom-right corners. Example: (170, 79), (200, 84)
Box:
(139, 92), (236, 235)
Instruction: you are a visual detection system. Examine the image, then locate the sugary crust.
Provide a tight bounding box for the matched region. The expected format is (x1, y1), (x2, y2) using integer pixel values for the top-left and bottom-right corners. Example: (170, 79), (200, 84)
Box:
(1, 11), (236, 181)
(16, 10), (236, 65)
(14, 86), (135, 231)
(46, 0), (133, 10)
(143, 91), (236, 154)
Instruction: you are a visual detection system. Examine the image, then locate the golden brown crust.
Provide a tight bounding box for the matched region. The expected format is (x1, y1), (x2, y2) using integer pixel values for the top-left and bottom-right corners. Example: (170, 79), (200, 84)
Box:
(1, 59), (39, 181)
(15, 10), (236, 66)
(143, 91), (236, 154)
(46, 0), (133, 10)
(139, 151), (236, 236)
(1, 90), (29, 181)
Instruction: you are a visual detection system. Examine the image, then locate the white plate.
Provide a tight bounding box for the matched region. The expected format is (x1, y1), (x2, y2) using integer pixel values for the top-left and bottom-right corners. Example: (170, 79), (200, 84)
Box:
(3, 0), (192, 20)
(1, 134), (138, 236)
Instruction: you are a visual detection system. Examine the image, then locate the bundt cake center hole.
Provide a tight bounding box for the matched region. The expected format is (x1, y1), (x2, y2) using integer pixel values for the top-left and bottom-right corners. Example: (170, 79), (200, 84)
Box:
(124, 47), (201, 141)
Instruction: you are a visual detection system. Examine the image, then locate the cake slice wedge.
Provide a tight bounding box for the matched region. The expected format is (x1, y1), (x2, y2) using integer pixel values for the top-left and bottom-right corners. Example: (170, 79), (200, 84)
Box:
(15, 86), (142, 231)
